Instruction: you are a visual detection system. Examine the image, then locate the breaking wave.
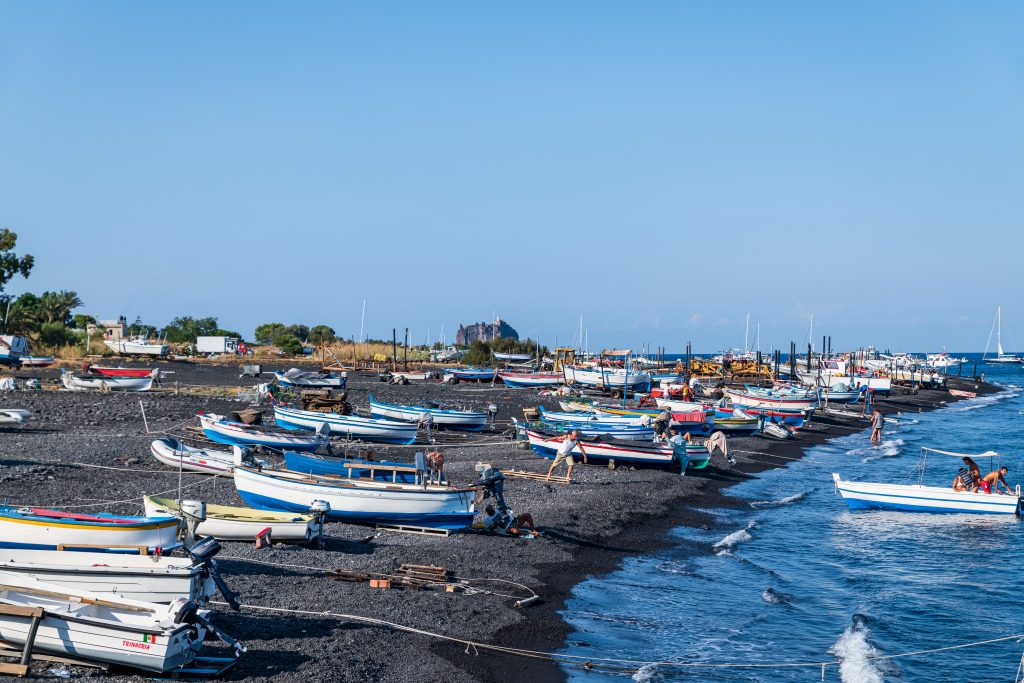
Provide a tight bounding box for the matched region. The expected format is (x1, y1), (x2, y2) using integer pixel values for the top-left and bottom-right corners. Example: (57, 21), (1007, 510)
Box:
(631, 663), (659, 682)
(749, 489), (814, 509)
(829, 615), (884, 683)
(851, 438), (904, 462)
(950, 390), (1020, 413)
(713, 521), (756, 555)
(760, 587), (791, 605)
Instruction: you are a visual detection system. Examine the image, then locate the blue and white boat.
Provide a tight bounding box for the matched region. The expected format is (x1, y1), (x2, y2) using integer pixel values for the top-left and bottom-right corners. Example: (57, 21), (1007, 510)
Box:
(283, 451), (421, 483)
(495, 371), (564, 388)
(833, 448), (1023, 515)
(0, 506), (180, 553)
(537, 407), (646, 426)
(562, 365), (651, 391)
(493, 352), (533, 362)
(443, 367), (496, 382)
(273, 368), (347, 388)
(273, 404), (417, 444)
(368, 395), (488, 431)
(233, 467), (476, 529)
(199, 413), (323, 451)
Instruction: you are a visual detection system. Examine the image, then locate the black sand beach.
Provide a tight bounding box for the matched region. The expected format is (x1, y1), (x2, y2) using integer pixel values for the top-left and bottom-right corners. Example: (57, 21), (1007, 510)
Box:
(0, 362), (996, 682)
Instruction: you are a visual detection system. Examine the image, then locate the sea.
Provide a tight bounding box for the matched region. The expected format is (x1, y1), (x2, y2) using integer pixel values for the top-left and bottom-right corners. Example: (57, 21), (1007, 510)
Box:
(560, 354), (1024, 682)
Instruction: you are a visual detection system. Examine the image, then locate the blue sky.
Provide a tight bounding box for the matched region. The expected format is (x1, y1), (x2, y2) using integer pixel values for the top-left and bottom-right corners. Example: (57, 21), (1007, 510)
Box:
(1, 2), (1021, 352)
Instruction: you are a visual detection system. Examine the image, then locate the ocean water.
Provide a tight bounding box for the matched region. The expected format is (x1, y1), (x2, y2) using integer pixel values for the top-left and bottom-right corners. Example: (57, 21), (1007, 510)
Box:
(561, 356), (1024, 682)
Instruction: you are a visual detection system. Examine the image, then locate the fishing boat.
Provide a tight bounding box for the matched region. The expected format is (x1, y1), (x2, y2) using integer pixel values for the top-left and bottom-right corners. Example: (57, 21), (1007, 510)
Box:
(725, 388), (819, 411)
(0, 548), (218, 604)
(0, 572), (224, 672)
(562, 365), (651, 391)
(103, 336), (168, 357)
(0, 335), (28, 366)
(388, 370), (432, 381)
(17, 355), (54, 368)
(273, 404), (418, 444)
(713, 404), (807, 427)
(284, 451), (423, 483)
(369, 395), (488, 431)
(833, 448), (1023, 514)
(984, 306), (1022, 364)
(443, 367), (497, 382)
(430, 346), (464, 363)
(86, 365), (159, 378)
(0, 409), (31, 426)
(493, 352), (533, 362)
(538, 407), (648, 426)
(819, 384), (865, 404)
(949, 389), (977, 398)
(523, 428), (709, 467)
(61, 370), (155, 392)
(535, 419), (656, 441)
(273, 368), (347, 388)
(143, 496), (322, 544)
(0, 507), (180, 553)
(149, 438), (266, 475)
(233, 467), (476, 529)
(495, 371), (565, 388)
(199, 413), (324, 451)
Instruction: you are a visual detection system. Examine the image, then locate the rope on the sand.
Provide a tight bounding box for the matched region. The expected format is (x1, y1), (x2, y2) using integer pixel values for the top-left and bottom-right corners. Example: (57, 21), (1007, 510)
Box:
(8, 472), (229, 510)
(207, 601), (1024, 674)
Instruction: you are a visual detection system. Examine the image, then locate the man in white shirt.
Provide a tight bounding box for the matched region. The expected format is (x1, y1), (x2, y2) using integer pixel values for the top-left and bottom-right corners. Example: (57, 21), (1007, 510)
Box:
(546, 429), (588, 482)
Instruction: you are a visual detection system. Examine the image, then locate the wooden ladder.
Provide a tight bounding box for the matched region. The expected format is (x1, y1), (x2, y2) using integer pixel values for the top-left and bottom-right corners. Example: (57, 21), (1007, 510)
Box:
(0, 605), (45, 677)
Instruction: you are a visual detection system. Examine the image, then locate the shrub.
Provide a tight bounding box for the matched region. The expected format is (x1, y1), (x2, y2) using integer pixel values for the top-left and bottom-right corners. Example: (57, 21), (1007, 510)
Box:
(276, 334), (304, 355)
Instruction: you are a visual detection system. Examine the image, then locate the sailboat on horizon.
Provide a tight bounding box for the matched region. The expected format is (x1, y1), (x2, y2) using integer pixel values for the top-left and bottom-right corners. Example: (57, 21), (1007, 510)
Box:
(984, 306), (1022, 364)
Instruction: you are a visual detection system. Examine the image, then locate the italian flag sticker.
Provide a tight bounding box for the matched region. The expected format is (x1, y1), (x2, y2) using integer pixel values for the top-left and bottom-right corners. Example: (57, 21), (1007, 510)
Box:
(142, 635), (158, 644)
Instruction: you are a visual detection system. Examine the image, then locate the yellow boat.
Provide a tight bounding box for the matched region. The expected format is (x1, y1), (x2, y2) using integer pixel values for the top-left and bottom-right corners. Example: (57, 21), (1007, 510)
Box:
(143, 496), (322, 544)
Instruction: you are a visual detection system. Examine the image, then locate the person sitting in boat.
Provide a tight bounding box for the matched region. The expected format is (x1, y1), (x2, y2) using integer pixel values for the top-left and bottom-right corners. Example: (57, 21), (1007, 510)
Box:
(546, 429), (587, 481)
(653, 409), (672, 441)
(952, 457), (980, 493)
(483, 504), (537, 536)
(980, 466), (1015, 495)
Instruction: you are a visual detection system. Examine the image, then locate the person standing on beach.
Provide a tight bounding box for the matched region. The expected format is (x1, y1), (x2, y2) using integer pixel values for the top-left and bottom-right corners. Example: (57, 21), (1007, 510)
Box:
(870, 409), (884, 444)
(547, 429), (587, 481)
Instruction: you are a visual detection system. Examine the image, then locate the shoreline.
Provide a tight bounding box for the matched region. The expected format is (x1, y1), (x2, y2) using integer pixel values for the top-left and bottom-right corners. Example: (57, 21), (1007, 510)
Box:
(0, 363), (998, 682)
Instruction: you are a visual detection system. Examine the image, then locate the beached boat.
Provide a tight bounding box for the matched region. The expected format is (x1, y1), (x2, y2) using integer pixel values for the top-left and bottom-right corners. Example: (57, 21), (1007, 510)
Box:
(284, 451), (424, 483)
(87, 365), (158, 378)
(369, 395), (488, 431)
(0, 507), (179, 553)
(562, 365), (651, 391)
(388, 370), (432, 381)
(17, 355), (54, 367)
(833, 448), (1023, 514)
(273, 368), (347, 388)
(104, 336), (168, 357)
(725, 388), (819, 411)
(949, 389), (977, 398)
(273, 405), (418, 444)
(536, 419), (656, 441)
(537, 407), (647, 426)
(496, 371), (565, 388)
(0, 548), (217, 604)
(819, 385), (864, 404)
(199, 413), (324, 451)
(61, 371), (155, 392)
(0, 572), (220, 672)
(143, 496), (321, 544)
(443, 367), (497, 382)
(0, 409), (31, 426)
(149, 437), (265, 475)
(493, 352), (533, 362)
(523, 428), (708, 467)
(0, 335), (28, 366)
(233, 467), (476, 529)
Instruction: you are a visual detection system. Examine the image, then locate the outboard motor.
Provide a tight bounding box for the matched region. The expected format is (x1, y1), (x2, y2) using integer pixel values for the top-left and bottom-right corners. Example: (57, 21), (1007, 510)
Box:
(486, 403), (499, 429)
(316, 421), (332, 454)
(179, 499), (207, 549)
(309, 500), (330, 548)
(186, 535), (240, 611)
(474, 462), (508, 514)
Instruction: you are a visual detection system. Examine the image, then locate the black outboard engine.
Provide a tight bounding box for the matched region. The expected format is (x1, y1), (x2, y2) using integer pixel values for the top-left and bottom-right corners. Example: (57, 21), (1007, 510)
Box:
(475, 462), (508, 514)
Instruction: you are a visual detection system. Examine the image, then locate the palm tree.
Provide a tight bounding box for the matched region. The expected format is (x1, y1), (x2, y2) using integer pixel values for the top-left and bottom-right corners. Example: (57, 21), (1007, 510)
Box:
(38, 290), (82, 326)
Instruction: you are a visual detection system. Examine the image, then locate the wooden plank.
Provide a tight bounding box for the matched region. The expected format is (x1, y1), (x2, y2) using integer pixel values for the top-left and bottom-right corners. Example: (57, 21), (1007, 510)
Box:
(0, 606), (43, 619)
(0, 661), (28, 677)
(375, 524), (450, 537)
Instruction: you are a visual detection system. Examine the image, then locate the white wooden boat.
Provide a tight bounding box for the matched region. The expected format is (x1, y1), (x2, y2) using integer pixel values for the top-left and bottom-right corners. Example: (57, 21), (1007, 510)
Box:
(61, 371), (155, 392)
(199, 413), (324, 451)
(273, 405), (418, 444)
(493, 352), (533, 362)
(562, 365), (651, 390)
(149, 438), (244, 475)
(833, 447), (1023, 514)
(17, 355), (54, 367)
(523, 428), (709, 467)
(496, 371), (565, 388)
(369, 395), (488, 431)
(0, 548), (216, 604)
(725, 388), (818, 411)
(389, 370), (432, 381)
(273, 368), (347, 388)
(103, 336), (168, 356)
(0, 409), (31, 426)
(233, 467), (476, 529)
(0, 571), (217, 671)
(144, 496), (321, 544)
(0, 507), (179, 552)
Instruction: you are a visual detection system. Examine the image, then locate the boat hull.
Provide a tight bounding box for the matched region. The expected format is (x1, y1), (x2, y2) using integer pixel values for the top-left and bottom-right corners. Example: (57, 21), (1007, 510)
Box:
(524, 429), (704, 466)
(833, 474), (1021, 514)
(199, 413), (322, 450)
(144, 496), (319, 543)
(272, 372), (347, 388)
(150, 438), (236, 475)
(273, 405), (417, 444)
(0, 508), (179, 553)
(496, 372), (564, 388)
(368, 396), (487, 431)
(62, 373), (154, 392)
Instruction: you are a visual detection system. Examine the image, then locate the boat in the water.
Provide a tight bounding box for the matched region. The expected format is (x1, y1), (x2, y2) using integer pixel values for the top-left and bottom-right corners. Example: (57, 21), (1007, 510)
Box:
(523, 428), (709, 468)
(273, 368), (347, 388)
(233, 467), (476, 529)
(984, 306), (1022, 364)
(0, 507), (179, 553)
(273, 404), (418, 444)
(149, 437), (266, 475)
(495, 371), (564, 388)
(103, 336), (168, 357)
(443, 367), (497, 382)
(833, 448), (1023, 514)
(0, 547), (218, 604)
(369, 395), (488, 431)
(199, 413), (324, 451)
(284, 451), (423, 483)
(143, 496), (322, 544)
(17, 355), (54, 368)
(61, 370), (155, 392)
(0, 571), (229, 672)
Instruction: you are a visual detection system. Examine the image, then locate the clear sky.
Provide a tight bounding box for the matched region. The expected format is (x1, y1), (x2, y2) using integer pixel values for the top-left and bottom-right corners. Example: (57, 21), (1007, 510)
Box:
(2, 2), (1022, 353)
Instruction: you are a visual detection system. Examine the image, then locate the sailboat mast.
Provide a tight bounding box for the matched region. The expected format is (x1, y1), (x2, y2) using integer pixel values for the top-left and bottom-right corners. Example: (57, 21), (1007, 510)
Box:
(744, 313), (749, 355)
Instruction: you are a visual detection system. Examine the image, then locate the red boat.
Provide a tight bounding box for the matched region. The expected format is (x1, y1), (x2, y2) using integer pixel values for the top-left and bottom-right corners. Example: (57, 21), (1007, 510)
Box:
(84, 364), (156, 378)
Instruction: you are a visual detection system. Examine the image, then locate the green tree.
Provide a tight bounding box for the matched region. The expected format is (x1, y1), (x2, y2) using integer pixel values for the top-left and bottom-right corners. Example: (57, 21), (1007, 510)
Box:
(254, 322), (286, 344)
(37, 290), (82, 326)
(0, 229), (33, 294)
(161, 316), (219, 343)
(308, 325), (336, 345)
(462, 339), (493, 366)
(276, 334), (304, 355)
(285, 324), (310, 342)
(127, 316), (158, 338)
(72, 313), (97, 330)
(4, 293), (42, 336)
(214, 328), (243, 340)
